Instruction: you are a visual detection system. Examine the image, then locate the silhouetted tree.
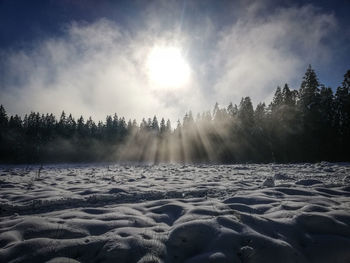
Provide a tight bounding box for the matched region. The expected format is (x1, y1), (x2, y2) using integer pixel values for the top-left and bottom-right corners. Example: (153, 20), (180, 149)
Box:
(160, 118), (166, 133)
(282, 84), (297, 106)
(1, 67), (350, 163)
(152, 116), (159, 132)
(334, 70), (350, 159)
(296, 65), (323, 160)
(271, 86), (283, 111)
(166, 119), (171, 132)
(238, 97), (254, 129)
(298, 65), (320, 109)
(77, 116), (85, 136)
(66, 114), (76, 136)
(140, 118), (147, 131)
(0, 105), (8, 128)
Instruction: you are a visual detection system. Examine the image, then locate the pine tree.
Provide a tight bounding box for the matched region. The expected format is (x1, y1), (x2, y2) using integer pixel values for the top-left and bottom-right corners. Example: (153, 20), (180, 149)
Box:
(57, 111), (67, 136)
(282, 84), (297, 106)
(166, 119), (171, 132)
(298, 65), (320, 109)
(227, 102), (238, 117)
(319, 86), (334, 124)
(140, 118), (147, 131)
(147, 118), (152, 130)
(85, 117), (96, 136)
(334, 70), (350, 159)
(254, 102), (266, 126)
(183, 111), (194, 127)
(335, 70), (350, 134)
(176, 119), (181, 130)
(112, 114), (118, 126)
(127, 119), (133, 132)
(160, 118), (166, 133)
(0, 105), (8, 128)
(297, 65), (322, 161)
(213, 102), (219, 117)
(77, 116), (85, 136)
(106, 115), (113, 129)
(129, 119), (138, 133)
(9, 115), (22, 129)
(152, 116), (159, 132)
(67, 114), (76, 135)
(59, 111), (67, 125)
(118, 117), (127, 136)
(238, 97), (254, 128)
(271, 86), (283, 111)
(318, 86), (335, 159)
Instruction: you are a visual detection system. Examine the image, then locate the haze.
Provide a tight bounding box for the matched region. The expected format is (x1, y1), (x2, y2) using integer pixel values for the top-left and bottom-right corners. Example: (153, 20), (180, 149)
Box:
(0, 0), (349, 123)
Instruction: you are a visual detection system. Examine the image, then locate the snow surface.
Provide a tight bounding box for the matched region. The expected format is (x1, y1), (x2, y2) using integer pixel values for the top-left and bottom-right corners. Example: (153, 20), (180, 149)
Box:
(0, 163), (350, 262)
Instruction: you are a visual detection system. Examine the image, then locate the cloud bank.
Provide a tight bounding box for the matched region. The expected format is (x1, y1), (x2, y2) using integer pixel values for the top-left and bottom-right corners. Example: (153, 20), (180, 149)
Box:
(212, 4), (337, 105)
(0, 2), (338, 122)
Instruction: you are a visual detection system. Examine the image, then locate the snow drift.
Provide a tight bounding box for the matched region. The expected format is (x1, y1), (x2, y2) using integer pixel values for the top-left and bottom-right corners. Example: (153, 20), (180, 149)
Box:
(0, 163), (350, 262)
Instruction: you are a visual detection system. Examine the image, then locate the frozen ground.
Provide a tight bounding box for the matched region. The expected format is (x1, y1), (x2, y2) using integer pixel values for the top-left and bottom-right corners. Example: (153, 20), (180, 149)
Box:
(0, 163), (350, 262)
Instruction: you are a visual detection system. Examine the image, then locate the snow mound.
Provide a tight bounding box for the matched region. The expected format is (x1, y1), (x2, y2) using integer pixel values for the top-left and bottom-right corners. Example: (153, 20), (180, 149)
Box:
(263, 177), (275, 187)
(0, 163), (350, 262)
(343, 175), (350, 183)
(273, 172), (290, 180)
(295, 179), (323, 186)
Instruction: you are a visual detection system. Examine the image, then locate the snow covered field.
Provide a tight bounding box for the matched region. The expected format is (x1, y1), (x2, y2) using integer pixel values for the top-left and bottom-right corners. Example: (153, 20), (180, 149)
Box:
(1, 163), (350, 263)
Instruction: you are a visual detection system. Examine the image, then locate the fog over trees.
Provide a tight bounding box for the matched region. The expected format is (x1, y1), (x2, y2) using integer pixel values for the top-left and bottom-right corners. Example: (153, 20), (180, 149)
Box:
(1, 66), (349, 163)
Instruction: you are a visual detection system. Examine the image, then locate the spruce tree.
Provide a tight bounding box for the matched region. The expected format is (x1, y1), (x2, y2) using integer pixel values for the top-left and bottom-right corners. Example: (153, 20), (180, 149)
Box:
(160, 118), (166, 133)
(166, 119), (171, 132)
(0, 105), (8, 128)
(152, 116), (159, 132)
(298, 65), (320, 109)
(238, 97), (254, 128)
(271, 86), (283, 111)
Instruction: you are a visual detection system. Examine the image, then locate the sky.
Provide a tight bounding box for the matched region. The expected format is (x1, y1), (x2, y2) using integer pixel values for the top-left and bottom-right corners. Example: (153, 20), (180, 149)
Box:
(0, 0), (349, 123)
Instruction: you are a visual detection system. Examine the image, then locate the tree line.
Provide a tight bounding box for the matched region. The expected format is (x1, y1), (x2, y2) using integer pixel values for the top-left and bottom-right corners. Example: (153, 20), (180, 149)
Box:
(0, 65), (349, 163)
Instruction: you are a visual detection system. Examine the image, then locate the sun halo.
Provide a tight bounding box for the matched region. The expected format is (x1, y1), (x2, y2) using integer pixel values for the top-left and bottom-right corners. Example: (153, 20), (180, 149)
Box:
(146, 46), (190, 89)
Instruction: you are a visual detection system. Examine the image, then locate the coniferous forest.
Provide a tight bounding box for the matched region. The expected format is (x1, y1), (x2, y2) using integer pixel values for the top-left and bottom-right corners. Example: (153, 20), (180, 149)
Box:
(1, 66), (349, 164)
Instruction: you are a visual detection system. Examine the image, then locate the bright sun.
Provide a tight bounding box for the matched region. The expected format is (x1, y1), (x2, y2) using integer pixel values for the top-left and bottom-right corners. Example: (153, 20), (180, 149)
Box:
(146, 46), (190, 88)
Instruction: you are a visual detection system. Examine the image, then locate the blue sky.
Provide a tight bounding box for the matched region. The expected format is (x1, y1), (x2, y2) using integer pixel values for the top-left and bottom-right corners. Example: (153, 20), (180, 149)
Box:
(0, 0), (349, 122)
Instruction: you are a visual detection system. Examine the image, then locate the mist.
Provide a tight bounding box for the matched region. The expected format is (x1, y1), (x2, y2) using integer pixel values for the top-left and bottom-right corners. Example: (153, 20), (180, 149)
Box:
(0, 1), (339, 123)
(1, 61), (350, 164)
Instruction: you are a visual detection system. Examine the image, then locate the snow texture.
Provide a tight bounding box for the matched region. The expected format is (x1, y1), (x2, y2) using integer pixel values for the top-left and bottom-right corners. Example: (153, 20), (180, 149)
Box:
(0, 162), (350, 262)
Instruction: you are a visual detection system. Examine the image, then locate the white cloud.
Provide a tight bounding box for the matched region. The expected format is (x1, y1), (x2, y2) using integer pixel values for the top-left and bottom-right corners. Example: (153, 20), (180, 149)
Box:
(1, 19), (203, 123)
(211, 4), (337, 105)
(0, 3), (338, 122)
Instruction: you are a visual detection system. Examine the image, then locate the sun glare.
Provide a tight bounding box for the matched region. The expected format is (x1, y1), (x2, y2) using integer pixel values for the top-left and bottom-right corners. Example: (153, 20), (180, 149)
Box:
(147, 46), (190, 88)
